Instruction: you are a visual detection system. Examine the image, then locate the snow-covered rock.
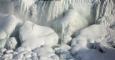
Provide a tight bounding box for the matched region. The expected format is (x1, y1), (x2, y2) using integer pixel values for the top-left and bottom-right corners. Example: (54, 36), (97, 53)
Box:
(0, 14), (22, 48)
(33, 46), (59, 60)
(54, 44), (74, 60)
(71, 24), (109, 53)
(59, 51), (75, 60)
(0, 48), (6, 56)
(6, 50), (13, 54)
(70, 24), (115, 60)
(0, 39), (7, 49)
(54, 44), (71, 54)
(33, 46), (55, 56)
(31, 53), (39, 60)
(19, 21), (59, 50)
(2, 53), (13, 60)
(5, 37), (17, 50)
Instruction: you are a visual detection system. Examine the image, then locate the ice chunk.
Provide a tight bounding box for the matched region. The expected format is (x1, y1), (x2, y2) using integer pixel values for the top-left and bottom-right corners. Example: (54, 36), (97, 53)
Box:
(19, 21), (59, 50)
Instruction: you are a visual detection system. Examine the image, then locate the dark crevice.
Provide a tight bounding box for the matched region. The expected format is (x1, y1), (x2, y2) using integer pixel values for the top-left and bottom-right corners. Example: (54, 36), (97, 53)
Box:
(10, 25), (22, 50)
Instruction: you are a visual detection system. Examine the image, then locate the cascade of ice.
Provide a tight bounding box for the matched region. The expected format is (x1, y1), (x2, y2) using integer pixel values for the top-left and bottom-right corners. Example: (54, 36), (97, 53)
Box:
(0, 0), (114, 26)
(35, 0), (94, 26)
(4, 0), (94, 25)
(0, 0), (115, 60)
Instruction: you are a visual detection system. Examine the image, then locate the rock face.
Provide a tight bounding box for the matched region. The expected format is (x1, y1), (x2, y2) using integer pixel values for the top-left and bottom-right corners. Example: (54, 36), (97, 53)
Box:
(19, 21), (59, 50)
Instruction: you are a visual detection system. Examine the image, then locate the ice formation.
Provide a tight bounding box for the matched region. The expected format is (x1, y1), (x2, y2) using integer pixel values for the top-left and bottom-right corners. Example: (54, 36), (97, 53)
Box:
(51, 8), (89, 44)
(0, 0), (115, 60)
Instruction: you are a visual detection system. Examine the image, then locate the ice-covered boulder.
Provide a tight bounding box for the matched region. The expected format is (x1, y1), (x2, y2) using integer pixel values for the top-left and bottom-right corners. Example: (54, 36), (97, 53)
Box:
(71, 24), (109, 53)
(19, 21), (59, 50)
(14, 46), (59, 60)
(0, 14), (22, 48)
(5, 37), (17, 50)
(51, 8), (90, 44)
(70, 24), (115, 60)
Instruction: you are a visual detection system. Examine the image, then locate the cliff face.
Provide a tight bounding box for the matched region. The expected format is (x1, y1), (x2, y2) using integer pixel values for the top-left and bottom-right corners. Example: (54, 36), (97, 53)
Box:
(0, 0), (115, 60)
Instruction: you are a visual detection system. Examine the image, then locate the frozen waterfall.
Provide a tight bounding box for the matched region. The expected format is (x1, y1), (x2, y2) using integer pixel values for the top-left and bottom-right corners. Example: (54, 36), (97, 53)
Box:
(0, 0), (115, 60)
